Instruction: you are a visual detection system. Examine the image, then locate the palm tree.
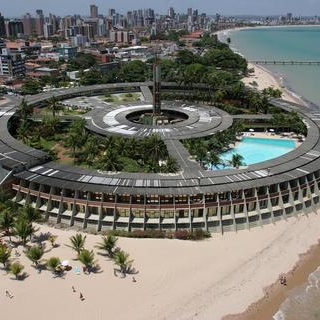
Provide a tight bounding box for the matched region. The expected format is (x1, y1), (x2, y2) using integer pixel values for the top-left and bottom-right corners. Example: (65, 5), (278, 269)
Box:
(161, 156), (179, 173)
(95, 235), (118, 257)
(13, 217), (35, 246)
(78, 249), (95, 270)
(144, 134), (168, 164)
(26, 245), (44, 267)
(42, 116), (60, 137)
(66, 133), (82, 161)
(0, 208), (15, 242)
(20, 204), (42, 222)
(68, 233), (86, 255)
(229, 153), (245, 168)
(0, 244), (11, 268)
(10, 262), (24, 279)
(16, 121), (30, 144)
(46, 257), (61, 273)
(113, 250), (134, 275)
(205, 152), (221, 169)
(47, 96), (63, 117)
(16, 98), (33, 122)
(83, 136), (99, 165)
(95, 148), (123, 172)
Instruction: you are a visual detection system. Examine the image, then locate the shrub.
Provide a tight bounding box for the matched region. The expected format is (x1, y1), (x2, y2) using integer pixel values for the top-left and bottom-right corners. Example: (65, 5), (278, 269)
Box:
(174, 229), (191, 240)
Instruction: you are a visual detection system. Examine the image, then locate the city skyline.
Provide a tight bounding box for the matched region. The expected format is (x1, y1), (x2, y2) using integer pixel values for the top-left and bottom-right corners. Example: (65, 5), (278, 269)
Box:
(2, 0), (320, 17)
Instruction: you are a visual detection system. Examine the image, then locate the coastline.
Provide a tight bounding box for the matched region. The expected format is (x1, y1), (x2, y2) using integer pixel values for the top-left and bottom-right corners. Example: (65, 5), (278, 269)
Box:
(223, 240), (320, 320)
(218, 26), (320, 320)
(242, 62), (308, 106)
(217, 26), (314, 107)
(2, 213), (320, 320)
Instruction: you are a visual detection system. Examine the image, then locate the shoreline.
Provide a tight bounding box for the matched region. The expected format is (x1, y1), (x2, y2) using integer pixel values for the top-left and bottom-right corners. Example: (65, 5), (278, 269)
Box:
(218, 26), (320, 320)
(223, 240), (320, 320)
(217, 26), (315, 108)
(243, 62), (308, 106)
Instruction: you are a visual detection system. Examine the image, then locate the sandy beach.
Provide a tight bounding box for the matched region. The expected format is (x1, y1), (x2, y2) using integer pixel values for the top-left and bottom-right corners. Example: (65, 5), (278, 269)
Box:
(1, 212), (320, 320)
(242, 62), (307, 106)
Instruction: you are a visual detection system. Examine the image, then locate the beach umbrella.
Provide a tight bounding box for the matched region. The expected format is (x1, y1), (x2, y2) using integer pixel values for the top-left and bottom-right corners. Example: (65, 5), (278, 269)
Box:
(61, 260), (69, 267)
(249, 128), (254, 132)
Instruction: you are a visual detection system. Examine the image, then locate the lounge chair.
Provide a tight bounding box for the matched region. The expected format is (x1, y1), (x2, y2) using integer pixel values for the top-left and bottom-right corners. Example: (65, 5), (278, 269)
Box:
(74, 266), (81, 275)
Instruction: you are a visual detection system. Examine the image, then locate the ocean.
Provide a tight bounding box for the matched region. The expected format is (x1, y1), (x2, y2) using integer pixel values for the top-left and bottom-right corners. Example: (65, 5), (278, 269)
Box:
(222, 26), (320, 320)
(221, 26), (320, 107)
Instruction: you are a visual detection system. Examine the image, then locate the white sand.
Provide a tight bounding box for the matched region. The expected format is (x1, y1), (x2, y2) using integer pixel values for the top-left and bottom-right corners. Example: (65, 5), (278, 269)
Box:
(1, 213), (320, 320)
(243, 62), (307, 106)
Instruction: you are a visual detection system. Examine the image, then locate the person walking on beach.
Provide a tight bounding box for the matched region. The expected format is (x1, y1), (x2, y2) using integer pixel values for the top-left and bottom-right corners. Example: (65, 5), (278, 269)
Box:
(5, 290), (13, 298)
(79, 292), (84, 301)
(72, 286), (76, 292)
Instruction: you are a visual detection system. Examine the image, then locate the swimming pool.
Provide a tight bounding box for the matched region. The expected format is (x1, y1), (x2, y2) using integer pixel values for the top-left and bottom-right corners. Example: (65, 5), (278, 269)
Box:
(215, 137), (296, 168)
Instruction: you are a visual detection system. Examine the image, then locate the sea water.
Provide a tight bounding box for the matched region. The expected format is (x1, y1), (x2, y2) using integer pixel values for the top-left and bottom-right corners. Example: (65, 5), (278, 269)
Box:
(224, 26), (320, 107)
(223, 26), (320, 319)
(273, 266), (320, 320)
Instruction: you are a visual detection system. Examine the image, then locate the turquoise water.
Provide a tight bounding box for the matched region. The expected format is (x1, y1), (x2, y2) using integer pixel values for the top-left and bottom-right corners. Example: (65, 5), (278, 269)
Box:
(225, 26), (320, 106)
(214, 137), (295, 168)
(223, 26), (320, 319)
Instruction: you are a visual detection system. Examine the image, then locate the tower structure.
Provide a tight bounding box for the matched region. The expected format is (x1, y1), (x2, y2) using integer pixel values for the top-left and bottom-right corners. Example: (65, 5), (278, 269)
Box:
(90, 5), (98, 18)
(152, 63), (161, 115)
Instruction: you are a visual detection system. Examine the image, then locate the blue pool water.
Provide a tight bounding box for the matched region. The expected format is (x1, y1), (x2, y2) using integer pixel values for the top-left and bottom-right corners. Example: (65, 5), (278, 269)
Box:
(215, 137), (295, 168)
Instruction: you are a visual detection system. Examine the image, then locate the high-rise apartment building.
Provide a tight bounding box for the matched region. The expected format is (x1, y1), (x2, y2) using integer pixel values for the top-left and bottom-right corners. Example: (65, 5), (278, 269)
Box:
(0, 48), (25, 79)
(5, 20), (24, 37)
(22, 13), (35, 36)
(90, 5), (98, 18)
(0, 12), (5, 37)
(35, 9), (44, 36)
(168, 7), (175, 19)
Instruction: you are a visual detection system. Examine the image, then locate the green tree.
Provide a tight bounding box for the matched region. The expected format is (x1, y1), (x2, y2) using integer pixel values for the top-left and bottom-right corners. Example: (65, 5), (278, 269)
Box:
(16, 121), (30, 144)
(21, 79), (42, 95)
(46, 257), (61, 273)
(229, 153), (244, 168)
(94, 148), (123, 172)
(66, 133), (81, 160)
(20, 204), (42, 222)
(68, 233), (86, 255)
(113, 250), (134, 275)
(205, 151), (221, 169)
(143, 134), (168, 164)
(117, 60), (150, 82)
(95, 235), (118, 257)
(42, 115), (60, 138)
(0, 208), (15, 241)
(10, 262), (24, 279)
(176, 49), (198, 65)
(26, 245), (44, 267)
(161, 156), (179, 173)
(0, 244), (11, 268)
(13, 217), (35, 246)
(47, 96), (64, 117)
(78, 249), (95, 270)
(16, 98), (33, 122)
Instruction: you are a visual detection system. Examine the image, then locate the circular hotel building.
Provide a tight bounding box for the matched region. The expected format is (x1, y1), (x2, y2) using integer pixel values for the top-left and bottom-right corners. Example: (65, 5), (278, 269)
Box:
(2, 82), (320, 233)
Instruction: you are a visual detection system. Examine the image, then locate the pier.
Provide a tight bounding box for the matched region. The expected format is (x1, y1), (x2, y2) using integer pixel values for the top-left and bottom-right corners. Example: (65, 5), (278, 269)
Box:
(250, 60), (320, 65)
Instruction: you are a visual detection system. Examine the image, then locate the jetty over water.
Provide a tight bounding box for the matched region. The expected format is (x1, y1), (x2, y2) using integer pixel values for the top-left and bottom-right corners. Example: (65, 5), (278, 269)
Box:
(250, 60), (320, 66)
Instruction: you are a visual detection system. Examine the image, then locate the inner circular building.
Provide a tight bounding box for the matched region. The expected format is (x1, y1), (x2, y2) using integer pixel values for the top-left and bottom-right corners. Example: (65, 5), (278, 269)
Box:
(1, 82), (320, 233)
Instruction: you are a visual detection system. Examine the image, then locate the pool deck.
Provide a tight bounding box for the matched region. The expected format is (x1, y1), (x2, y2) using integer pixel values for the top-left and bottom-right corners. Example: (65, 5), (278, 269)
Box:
(242, 131), (302, 147)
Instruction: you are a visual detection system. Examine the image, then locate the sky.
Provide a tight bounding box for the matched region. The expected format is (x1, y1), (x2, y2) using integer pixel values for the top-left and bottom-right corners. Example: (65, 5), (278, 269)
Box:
(2, 0), (320, 18)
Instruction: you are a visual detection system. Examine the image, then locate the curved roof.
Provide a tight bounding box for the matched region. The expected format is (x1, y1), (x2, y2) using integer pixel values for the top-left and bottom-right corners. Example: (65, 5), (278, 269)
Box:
(1, 83), (319, 196)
